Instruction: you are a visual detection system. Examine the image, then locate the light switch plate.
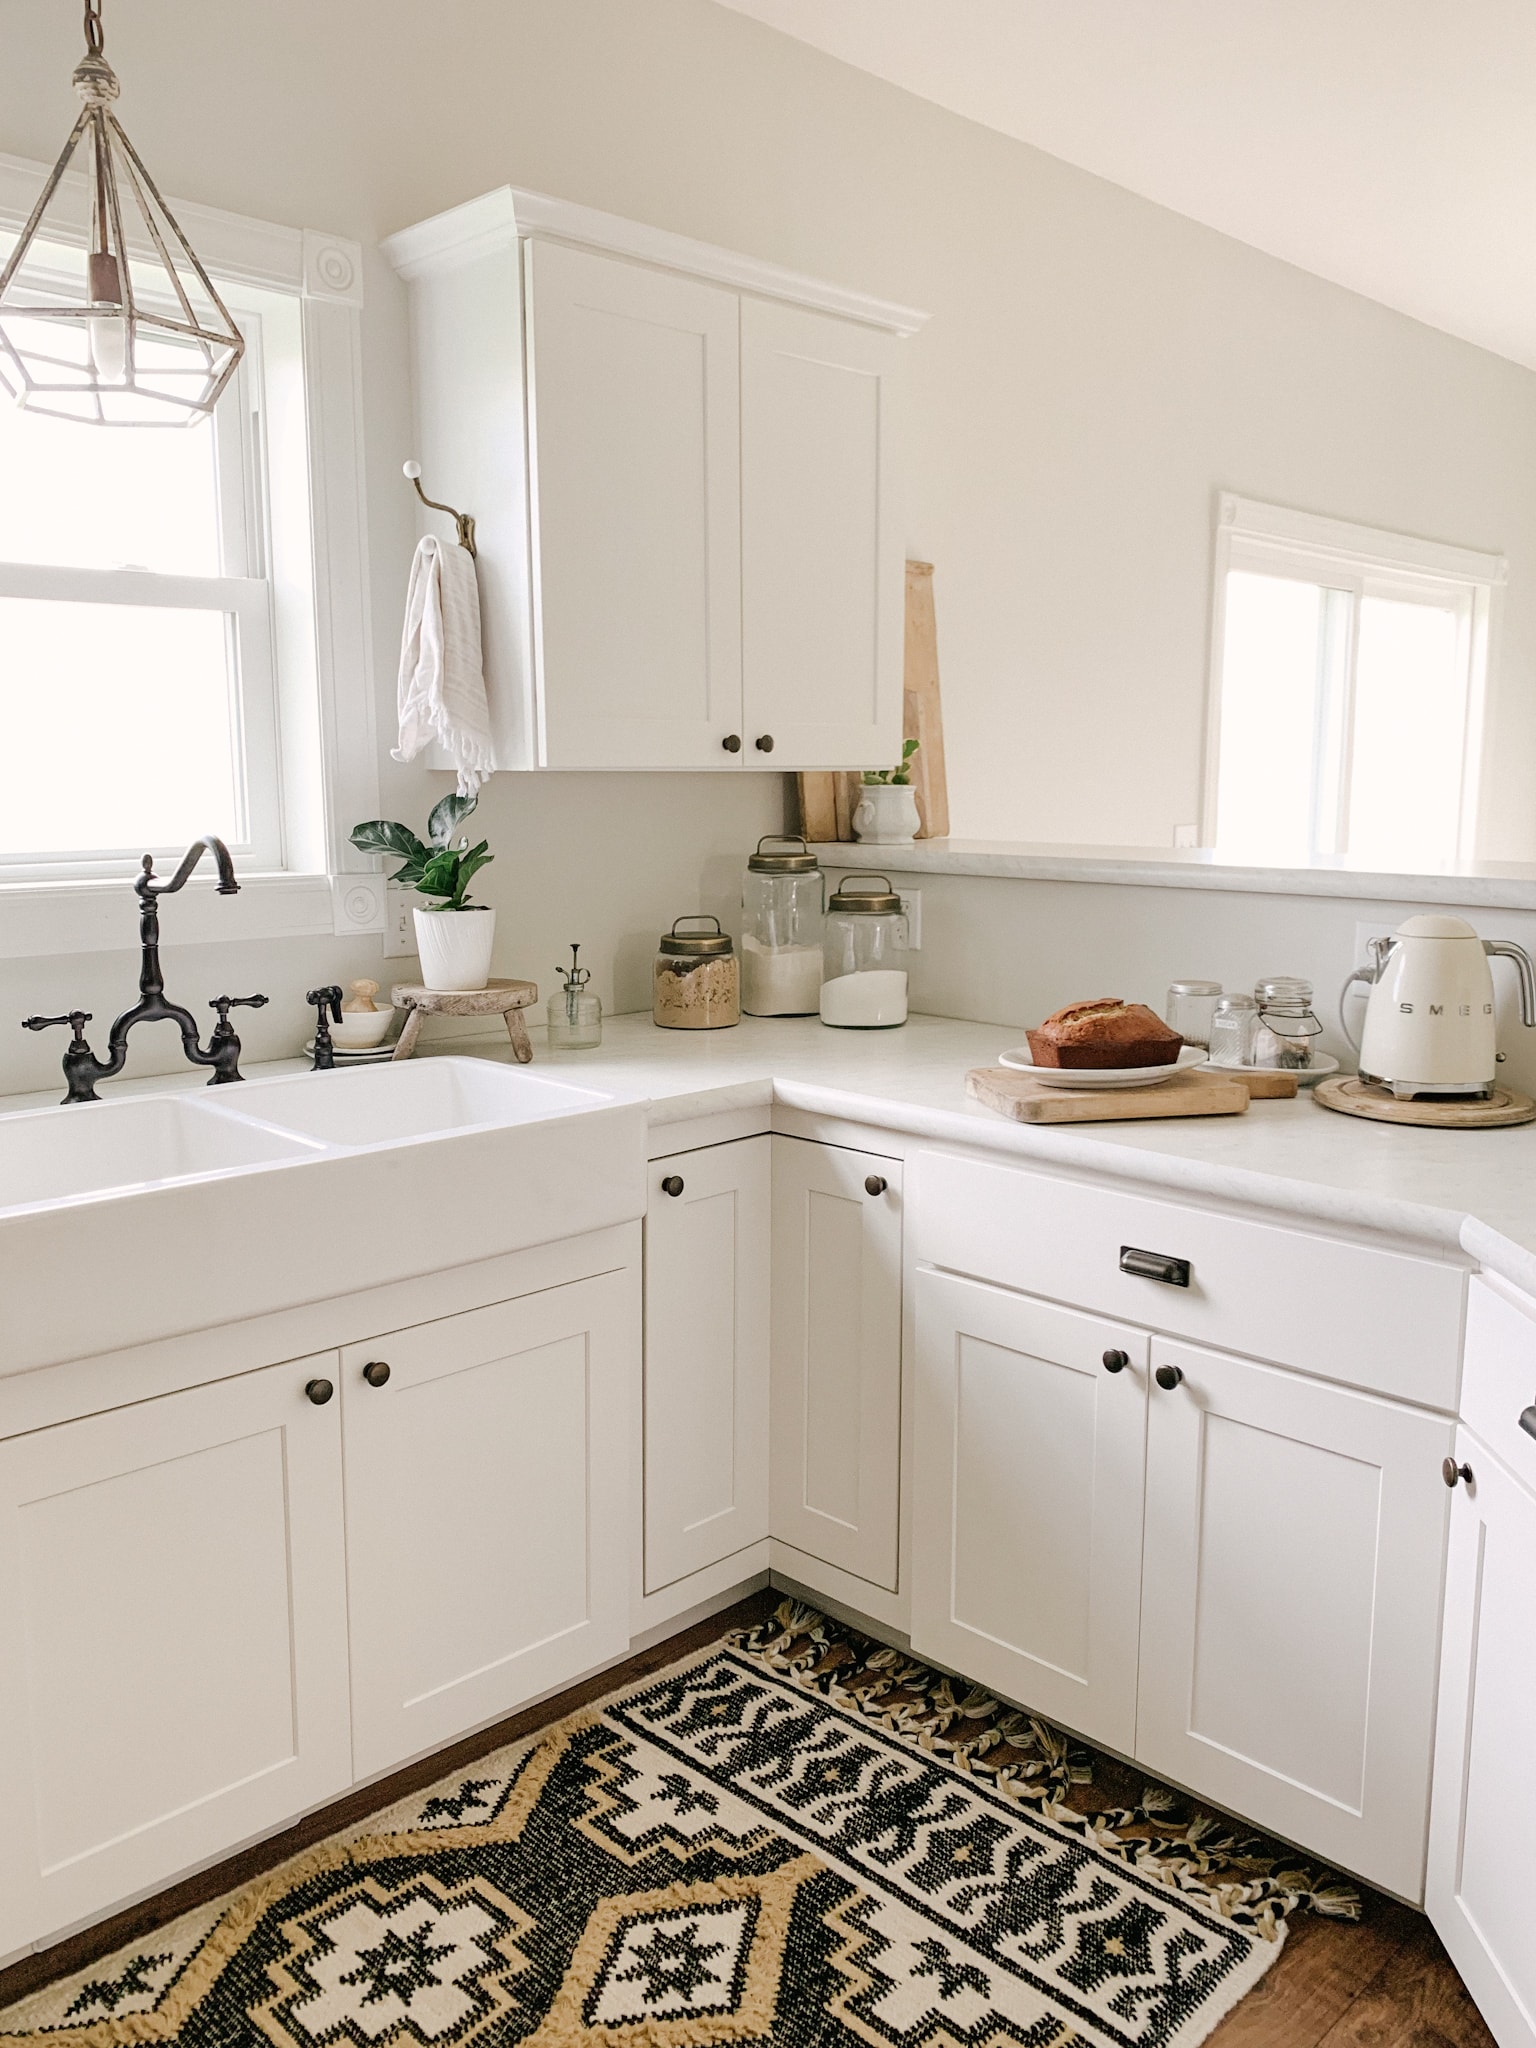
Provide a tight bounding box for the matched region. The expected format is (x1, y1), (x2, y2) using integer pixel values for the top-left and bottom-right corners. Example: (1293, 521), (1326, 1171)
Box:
(900, 889), (922, 950)
(385, 885), (417, 960)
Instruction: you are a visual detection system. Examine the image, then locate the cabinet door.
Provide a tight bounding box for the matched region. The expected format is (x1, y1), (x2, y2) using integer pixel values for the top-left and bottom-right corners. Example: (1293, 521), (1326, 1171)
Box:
(741, 298), (903, 769)
(0, 1356), (351, 1952)
(1138, 1337), (1451, 1898)
(644, 1139), (770, 1592)
(1428, 1431), (1536, 2048)
(910, 1271), (1149, 1755)
(343, 1270), (636, 1780)
(770, 1137), (902, 1588)
(525, 238), (742, 768)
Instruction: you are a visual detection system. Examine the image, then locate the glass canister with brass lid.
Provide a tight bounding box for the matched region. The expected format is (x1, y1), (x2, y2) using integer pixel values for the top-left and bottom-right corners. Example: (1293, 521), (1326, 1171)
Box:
(741, 835), (824, 1016)
(820, 873), (909, 1028)
(653, 915), (741, 1030)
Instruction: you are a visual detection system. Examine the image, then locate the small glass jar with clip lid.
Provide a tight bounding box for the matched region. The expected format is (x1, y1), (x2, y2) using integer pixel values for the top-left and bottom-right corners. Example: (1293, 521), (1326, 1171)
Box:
(1252, 976), (1324, 1069)
(820, 873), (909, 1029)
(742, 835), (824, 1016)
(547, 944), (602, 1050)
(653, 916), (740, 1030)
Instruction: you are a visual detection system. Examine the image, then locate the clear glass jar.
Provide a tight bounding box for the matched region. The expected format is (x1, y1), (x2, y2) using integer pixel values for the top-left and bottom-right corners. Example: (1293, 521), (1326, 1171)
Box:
(1253, 976), (1324, 1069)
(653, 916), (740, 1030)
(1207, 992), (1259, 1067)
(820, 874), (909, 1029)
(547, 944), (602, 1050)
(742, 836), (824, 1016)
(1165, 979), (1222, 1050)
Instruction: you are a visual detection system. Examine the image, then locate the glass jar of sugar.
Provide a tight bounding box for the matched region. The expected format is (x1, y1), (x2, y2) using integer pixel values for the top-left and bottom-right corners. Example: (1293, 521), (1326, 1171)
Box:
(741, 836), (825, 1015)
(820, 874), (909, 1029)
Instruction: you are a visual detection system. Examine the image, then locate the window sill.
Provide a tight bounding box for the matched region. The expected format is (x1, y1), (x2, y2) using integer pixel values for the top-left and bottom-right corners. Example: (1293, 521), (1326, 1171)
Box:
(0, 871), (386, 960)
(813, 839), (1536, 910)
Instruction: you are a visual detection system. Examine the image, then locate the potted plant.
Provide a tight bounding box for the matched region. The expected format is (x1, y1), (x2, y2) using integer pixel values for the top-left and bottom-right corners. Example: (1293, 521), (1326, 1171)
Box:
(350, 794), (496, 991)
(853, 738), (921, 844)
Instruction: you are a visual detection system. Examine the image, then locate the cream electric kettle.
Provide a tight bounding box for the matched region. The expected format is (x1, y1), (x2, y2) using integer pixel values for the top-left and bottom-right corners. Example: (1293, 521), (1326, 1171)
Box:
(1340, 914), (1536, 1099)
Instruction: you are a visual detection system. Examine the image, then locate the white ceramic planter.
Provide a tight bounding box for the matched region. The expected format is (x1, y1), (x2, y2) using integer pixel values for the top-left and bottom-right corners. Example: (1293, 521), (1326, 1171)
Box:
(414, 905), (496, 991)
(853, 783), (921, 845)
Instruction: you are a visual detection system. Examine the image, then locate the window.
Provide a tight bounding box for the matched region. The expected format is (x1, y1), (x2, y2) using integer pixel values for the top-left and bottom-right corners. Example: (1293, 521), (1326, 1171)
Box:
(1206, 495), (1503, 872)
(0, 155), (381, 955)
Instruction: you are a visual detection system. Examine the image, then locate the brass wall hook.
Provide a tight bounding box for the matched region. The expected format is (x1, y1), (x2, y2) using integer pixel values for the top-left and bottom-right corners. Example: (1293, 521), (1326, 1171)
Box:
(403, 460), (476, 558)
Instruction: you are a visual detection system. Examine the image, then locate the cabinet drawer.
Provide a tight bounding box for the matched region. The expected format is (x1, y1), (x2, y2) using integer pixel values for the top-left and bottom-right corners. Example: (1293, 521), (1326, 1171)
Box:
(912, 1150), (1464, 1405)
(1462, 1276), (1536, 1491)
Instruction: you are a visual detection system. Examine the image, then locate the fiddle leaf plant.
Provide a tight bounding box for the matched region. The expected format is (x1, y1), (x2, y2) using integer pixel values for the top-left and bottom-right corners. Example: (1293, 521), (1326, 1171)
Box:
(861, 738), (920, 787)
(349, 792), (494, 911)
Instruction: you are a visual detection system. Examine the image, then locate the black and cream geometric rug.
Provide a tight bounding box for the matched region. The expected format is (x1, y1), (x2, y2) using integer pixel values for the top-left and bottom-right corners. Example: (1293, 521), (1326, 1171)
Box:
(0, 1605), (1357, 2048)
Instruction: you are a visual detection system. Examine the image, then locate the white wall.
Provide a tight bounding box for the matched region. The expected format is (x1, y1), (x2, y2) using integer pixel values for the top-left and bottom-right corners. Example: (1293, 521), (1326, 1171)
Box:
(2, 0), (1533, 1096)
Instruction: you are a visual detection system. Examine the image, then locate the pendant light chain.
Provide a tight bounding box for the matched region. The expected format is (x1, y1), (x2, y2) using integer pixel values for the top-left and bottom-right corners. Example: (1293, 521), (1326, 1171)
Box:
(83, 0), (105, 55)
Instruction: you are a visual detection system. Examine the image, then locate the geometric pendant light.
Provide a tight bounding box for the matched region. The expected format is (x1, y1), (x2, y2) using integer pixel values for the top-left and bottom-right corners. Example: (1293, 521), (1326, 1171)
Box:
(0, 0), (244, 425)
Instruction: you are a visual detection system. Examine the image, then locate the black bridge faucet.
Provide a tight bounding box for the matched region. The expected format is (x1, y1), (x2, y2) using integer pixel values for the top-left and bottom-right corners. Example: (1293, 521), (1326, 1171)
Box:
(22, 837), (269, 1104)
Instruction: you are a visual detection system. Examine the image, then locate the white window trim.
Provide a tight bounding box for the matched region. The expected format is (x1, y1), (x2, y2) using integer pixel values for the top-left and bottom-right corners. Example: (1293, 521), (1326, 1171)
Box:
(0, 152), (383, 957)
(1202, 492), (1507, 863)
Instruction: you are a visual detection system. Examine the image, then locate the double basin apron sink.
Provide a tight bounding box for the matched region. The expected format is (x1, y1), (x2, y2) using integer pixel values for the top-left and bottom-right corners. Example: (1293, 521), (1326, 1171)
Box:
(0, 1059), (646, 1377)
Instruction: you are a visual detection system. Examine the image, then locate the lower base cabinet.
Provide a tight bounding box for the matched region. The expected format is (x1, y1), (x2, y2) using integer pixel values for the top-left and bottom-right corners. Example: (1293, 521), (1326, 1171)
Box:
(1427, 1428), (1536, 2048)
(1137, 1336), (1451, 1900)
(0, 1354), (353, 1952)
(344, 1269), (637, 1780)
(910, 1270), (1149, 1755)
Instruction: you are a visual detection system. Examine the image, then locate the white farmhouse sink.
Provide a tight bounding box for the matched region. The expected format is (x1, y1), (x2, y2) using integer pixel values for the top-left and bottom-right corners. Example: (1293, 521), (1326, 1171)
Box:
(0, 1093), (321, 1218)
(0, 1058), (646, 1378)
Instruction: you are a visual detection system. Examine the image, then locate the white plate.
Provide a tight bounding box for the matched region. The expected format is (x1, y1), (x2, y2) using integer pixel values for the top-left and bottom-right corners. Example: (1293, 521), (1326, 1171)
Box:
(995, 1045), (1206, 1089)
(1196, 1051), (1340, 1086)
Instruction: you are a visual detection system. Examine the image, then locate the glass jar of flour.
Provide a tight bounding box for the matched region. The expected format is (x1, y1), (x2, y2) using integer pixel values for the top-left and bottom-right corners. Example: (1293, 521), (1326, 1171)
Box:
(741, 836), (825, 1016)
(820, 874), (909, 1029)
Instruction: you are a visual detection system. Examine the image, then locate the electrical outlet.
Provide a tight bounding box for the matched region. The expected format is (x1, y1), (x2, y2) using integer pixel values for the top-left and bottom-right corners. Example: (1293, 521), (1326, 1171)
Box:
(900, 889), (922, 950)
(385, 885), (417, 960)
(1354, 920), (1395, 967)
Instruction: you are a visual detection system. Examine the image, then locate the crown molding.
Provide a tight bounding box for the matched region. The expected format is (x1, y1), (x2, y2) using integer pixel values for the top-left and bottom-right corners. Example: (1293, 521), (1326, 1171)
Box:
(383, 184), (927, 336)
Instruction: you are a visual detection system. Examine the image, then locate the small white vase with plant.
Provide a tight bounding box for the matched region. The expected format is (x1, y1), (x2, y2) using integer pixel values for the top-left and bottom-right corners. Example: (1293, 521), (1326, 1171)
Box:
(853, 739), (921, 844)
(351, 793), (497, 991)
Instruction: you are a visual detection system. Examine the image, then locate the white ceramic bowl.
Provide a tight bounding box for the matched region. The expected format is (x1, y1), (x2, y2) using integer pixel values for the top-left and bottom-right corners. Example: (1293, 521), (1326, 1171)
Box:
(330, 1007), (394, 1050)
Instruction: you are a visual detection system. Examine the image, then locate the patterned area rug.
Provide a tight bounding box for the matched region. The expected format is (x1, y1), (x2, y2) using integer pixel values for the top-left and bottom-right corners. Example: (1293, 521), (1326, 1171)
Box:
(0, 1603), (1357, 2048)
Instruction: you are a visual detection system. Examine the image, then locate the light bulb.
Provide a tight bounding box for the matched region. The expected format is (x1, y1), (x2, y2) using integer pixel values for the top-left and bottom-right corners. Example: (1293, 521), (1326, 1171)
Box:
(88, 311), (126, 382)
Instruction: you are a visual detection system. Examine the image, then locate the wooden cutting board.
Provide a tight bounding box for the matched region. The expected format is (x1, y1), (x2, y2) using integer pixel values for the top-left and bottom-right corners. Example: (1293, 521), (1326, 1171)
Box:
(968, 1065), (1252, 1124)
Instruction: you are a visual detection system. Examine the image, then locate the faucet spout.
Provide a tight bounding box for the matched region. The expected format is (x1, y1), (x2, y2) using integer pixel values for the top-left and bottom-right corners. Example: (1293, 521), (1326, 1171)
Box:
(137, 835), (240, 900)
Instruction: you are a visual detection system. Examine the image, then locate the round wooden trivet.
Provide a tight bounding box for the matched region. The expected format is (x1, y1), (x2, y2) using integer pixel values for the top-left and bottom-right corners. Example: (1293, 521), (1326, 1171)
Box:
(1313, 1074), (1536, 1129)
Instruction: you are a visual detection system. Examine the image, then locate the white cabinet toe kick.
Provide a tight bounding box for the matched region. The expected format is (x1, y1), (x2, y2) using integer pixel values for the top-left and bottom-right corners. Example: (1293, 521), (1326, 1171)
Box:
(9, 1115), (1528, 2048)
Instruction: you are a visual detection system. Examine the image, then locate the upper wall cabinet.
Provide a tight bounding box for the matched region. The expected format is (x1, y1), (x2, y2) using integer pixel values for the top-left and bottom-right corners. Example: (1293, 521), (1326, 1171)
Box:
(384, 187), (926, 774)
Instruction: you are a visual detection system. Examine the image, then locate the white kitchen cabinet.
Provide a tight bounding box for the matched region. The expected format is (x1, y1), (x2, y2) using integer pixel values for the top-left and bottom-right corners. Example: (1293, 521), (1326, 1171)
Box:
(910, 1272), (1150, 1756)
(1137, 1335), (1452, 1900)
(342, 1271), (636, 1780)
(525, 240), (743, 769)
(0, 1354), (352, 1951)
(643, 1139), (771, 1592)
(384, 187), (923, 774)
(740, 299), (903, 768)
(1428, 1436), (1536, 2048)
(771, 1136), (902, 1588)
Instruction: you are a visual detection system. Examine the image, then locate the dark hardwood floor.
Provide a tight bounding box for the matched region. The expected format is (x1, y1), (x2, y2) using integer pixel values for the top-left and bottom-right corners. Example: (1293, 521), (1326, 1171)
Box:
(0, 1590), (1496, 2046)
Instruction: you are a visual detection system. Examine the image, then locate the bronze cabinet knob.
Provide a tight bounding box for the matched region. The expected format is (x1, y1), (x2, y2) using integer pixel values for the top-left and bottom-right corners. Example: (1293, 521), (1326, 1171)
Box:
(305, 1378), (334, 1406)
(1443, 1457), (1474, 1489)
(1154, 1364), (1184, 1391)
(661, 1175), (685, 1197)
(1102, 1349), (1129, 1374)
(363, 1361), (391, 1388)
(865, 1175), (888, 1197)
(721, 734), (742, 753)
(755, 735), (775, 753)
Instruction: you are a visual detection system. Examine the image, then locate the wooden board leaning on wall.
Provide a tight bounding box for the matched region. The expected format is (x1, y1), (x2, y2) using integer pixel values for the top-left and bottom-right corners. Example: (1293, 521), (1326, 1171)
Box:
(799, 560), (949, 843)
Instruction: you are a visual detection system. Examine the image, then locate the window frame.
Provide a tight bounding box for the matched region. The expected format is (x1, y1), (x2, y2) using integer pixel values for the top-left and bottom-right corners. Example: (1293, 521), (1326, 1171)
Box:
(0, 154), (382, 956)
(1203, 494), (1506, 868)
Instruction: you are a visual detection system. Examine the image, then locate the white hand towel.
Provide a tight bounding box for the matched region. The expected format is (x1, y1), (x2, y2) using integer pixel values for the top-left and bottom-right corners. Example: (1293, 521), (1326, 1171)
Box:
(393, 535), (494, 797)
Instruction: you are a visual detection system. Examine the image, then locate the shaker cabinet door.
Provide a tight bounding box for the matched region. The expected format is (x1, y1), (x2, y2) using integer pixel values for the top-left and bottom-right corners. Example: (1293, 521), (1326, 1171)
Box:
(909, 1271), (1149, 1755)
(342, 1270), (636, 1781)
(0, 1355), (352, 1954)
(1137, 1336), (1451, 1899)
(1427, 1431), (1536, 2048)
(770, 1136), (902, 1588)
(643, 1138), (771, 1592)
(741, 298), (903, 770)
(525, 238), (742, 768)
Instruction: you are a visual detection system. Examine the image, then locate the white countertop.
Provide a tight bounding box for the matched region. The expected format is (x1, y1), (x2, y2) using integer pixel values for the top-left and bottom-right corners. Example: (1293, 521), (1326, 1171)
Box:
(7, 1010), (1536, 1295)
